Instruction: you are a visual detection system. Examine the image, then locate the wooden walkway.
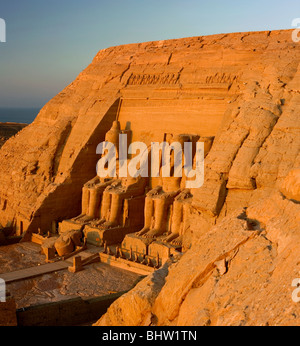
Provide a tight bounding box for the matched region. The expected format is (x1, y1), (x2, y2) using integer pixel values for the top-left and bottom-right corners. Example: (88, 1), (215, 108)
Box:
(0, 247), (153, 284)
(0, 261), (71, 284)
(0, 250), (98, 284)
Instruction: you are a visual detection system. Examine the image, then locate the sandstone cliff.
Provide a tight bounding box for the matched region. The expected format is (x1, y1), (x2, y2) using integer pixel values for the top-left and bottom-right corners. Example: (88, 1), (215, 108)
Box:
(1, 29), (300, 325)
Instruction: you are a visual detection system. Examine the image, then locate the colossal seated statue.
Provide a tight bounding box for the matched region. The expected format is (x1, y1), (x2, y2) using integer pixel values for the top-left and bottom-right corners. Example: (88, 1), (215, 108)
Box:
(135, 134), (190, 240)
(98, 175), (147, 228)
(121, 135), (214, 264)
(61, 118), (214, 257)
(160, 136), (213, 247)
(75, 176), (114, 222)
(74, 120), (123, 223)
(161, 188), (192, 247)
(62, 120), (147, 246)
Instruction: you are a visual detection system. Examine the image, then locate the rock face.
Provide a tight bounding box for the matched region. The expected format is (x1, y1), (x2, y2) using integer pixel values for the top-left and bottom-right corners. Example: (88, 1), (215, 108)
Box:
(94, 260), (173, 326)
(1, 29), (300, 325)
(280, 168), (300, 202)
(97, 192), (300, 326)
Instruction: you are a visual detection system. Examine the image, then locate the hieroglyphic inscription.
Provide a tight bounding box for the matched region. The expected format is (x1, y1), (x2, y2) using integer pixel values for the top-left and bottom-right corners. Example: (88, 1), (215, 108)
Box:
(127, 73), (180, 86)
(205, 73), (238, 84)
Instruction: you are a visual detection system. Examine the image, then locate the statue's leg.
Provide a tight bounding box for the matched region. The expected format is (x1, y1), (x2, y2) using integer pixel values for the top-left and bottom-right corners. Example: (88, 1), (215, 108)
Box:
(100, 190), (111, 222)
(108, 193), (123, 226)
(73, 186), (93, 222)
(136, 196), (154, 236)
(161, 199), (182, 242)
(171, 202), (189, 247)
(181, 203), (190, 236)
(171, 199), (183, 235)
(81, 185), (90, 215)
(88, 187), (101, 219)
(143, 197), (169, 238)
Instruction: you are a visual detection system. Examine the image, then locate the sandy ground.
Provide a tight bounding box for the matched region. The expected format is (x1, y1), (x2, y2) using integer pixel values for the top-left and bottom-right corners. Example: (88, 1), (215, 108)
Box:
(0, 242), (141, 309)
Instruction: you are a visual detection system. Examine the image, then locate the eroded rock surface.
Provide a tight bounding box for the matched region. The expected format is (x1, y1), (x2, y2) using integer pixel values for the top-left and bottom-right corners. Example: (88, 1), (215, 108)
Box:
(97, 195), (300, 326)
(1, 29), (300, 326)
(280, 168), (300, 202)
(94, 259), (173, 326)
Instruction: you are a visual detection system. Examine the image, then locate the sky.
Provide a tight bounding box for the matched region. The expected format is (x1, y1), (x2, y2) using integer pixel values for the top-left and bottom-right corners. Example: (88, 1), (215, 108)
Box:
(0, 0), (299, 108)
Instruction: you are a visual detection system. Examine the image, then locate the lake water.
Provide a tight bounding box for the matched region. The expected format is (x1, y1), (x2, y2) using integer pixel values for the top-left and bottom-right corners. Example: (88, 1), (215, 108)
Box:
(0, 108), (40, 124)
